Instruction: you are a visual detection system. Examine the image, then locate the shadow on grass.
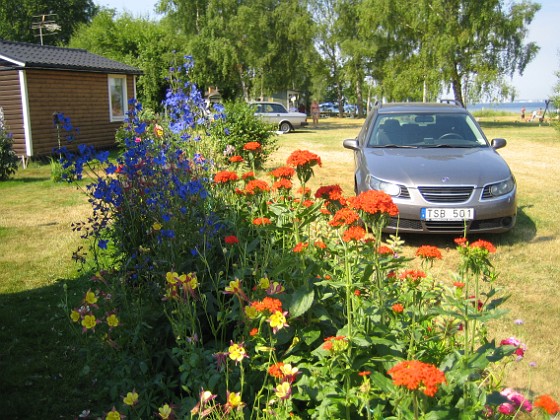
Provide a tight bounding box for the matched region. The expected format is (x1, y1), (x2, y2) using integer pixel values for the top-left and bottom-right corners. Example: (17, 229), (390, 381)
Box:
(0, 275), (98, 419)
(396, 205), (536, 249)
(478, 120), (552, 130)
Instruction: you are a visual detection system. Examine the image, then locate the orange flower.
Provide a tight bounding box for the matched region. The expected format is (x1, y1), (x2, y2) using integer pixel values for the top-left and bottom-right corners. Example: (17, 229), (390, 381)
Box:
(214, 171), (239, 184)
(358, 371), (371, 377)
(315, 185), (346, 205)
(349, 190), (399, 216)
(454, 237), (467, 246)
(270, 166), (295, 179)
(253, 217), (272, 226)
(249, 328), (259, 337)
(251, 297), (283, 313)
(229, 155), (244, 163)
(244, 179), (270, 194)
(329, 208), (360, 227)
(314, 240), (327, 249)
(377, 246), (394, 255)
(323, 336), (348, 352)
(243, 141), (262, 151)
(342, 226), (366, 242)
(287, 150), (322, 168)
(293, 242), (308, 253)
(534, 394), (560, 415)
(392, 303), (404, 313)
(242, 171), (255, 180)
(416, 245), (442, 260)
(273, 179), (293, 191)
(387, 360), (446, 397)
(399, 269), (427, 283)
(268, 362), (285, 378)
(453, 281), (465, 289)
(469, 239), (496, 253)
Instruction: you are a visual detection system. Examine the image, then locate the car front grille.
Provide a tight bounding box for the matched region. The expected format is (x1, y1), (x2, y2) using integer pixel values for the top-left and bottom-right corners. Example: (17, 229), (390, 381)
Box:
(418, 186), (474, 203)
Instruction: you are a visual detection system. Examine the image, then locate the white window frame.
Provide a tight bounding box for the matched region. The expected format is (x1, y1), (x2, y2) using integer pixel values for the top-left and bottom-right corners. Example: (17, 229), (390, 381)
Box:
(108, 74), (127, 122)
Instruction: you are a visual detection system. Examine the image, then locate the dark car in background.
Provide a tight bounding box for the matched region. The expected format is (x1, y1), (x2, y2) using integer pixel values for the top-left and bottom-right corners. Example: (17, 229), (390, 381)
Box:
(343, 101), (517, 234)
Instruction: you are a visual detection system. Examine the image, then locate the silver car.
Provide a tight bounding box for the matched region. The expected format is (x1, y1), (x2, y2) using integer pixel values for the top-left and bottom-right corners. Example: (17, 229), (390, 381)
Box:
(343, 102), (516, 234)
(249, 101), (308, 133)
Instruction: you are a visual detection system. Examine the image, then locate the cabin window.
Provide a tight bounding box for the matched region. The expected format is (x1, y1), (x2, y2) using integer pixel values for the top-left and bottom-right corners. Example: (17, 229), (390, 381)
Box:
(108, 75), (127, 122)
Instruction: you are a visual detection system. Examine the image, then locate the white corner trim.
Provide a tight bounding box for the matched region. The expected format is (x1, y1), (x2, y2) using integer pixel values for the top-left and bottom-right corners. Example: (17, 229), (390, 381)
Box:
(18, 70), (33, 156)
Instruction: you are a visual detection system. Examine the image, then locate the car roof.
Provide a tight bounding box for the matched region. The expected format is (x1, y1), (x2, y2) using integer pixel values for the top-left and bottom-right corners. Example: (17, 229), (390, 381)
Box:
(376, 102), (468, 114)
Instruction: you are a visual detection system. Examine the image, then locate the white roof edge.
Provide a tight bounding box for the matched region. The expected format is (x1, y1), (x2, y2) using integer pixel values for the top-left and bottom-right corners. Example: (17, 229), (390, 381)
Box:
(0, 53), (25, 67)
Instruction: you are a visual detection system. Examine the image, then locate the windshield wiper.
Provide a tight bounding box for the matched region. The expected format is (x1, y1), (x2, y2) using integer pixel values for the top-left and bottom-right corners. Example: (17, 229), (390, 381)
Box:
(421, 144), (476, 148)
(371, 144), (418, 148)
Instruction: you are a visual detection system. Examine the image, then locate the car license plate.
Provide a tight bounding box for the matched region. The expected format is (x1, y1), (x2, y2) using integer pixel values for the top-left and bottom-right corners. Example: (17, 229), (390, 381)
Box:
(421, 208), (474, 221)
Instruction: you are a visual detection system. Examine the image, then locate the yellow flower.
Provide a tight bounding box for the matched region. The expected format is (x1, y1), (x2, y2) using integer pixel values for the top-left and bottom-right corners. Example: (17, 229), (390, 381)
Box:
(257, 277), (270, 290)
(154, 124), (164, 138)
(106, 314), (119, 328)
(70, 310), (80, 323)
(228, 342), (247, 363)
(105, 407), (121, 420)
(185, 272), (198, 290)
(123, 390), (139, 406)
(158, 403), (173, 419)
(153, 222), (163, 231)
(225, 279), (242, 294)
(85, 290), (98, 305)
(244, 305), (258, 320)
(166, 272), (179, 285)
(81, 314), (97, 330)
(275, 381), (292, 400)
(280, 363), (299, 377)
(268, 311), (288, 333)
(226, 391), (244, 410)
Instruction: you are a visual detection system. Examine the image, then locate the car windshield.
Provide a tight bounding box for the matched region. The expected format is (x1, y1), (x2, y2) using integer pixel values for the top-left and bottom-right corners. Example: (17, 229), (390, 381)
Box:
(367, 113), (488, 148)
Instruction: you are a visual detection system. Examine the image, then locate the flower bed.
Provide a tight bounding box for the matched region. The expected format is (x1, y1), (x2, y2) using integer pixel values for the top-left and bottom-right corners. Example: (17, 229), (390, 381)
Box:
(60, 58), (558, 419)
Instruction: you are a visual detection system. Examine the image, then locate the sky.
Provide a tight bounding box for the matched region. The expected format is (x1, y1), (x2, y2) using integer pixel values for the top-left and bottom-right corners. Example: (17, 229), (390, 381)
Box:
(95, 0), (559, 101)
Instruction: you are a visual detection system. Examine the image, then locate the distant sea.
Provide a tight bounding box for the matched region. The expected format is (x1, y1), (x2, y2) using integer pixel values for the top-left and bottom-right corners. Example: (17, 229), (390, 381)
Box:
(466, 100), (553, 115)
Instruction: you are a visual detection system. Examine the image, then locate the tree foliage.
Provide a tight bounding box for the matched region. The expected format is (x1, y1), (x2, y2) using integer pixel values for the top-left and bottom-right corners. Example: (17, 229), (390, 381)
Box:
(0, 0), (98, 45)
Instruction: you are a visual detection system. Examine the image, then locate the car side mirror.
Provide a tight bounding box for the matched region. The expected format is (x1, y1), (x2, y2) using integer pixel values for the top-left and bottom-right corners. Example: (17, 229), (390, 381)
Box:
(343, 138), (359, 150)
(491, 138), (507, 150)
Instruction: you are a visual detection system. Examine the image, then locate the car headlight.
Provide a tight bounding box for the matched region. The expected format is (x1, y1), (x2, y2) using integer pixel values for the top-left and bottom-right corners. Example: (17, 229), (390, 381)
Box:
(488, 177), (515, 197)
(366, 175), (401, 196)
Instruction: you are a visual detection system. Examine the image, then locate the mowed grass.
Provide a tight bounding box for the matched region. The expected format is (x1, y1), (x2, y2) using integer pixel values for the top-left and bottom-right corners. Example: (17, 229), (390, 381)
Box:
(0, 116), (558, 418)
(277, 116), (560, 397)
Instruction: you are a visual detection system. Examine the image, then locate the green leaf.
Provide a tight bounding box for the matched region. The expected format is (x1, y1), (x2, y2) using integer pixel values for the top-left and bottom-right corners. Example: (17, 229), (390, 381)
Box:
(289, 288), (315, 318)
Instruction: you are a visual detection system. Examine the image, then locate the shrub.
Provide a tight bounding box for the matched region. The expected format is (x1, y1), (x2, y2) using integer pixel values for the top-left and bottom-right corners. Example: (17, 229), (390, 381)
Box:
(0, 113), (18, 181)
(208, 100), (278, 170)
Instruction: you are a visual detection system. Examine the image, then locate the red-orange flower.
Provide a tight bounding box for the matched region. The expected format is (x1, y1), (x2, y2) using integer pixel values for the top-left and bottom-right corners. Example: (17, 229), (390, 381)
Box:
(349, 190), (399, 216)
(253, 217), (272, 226)
(358, 370), (371, 377)
(224, 235), (239, 245)
(377, 246), (394, 255)
(293, 242), (308, 253)
(242, 171), (255, 180)
(249, 328), (259, 337)
(251, 297), (283, 313)
(214, 171), (239, 184)
(268, 362), (285, 378)
(270, 166), (296, 179)
(244, 179), (270, 194)
(323, 336), (348, 352)
(329, 208), (360, 227)
(454, 237), (467, 246)
(392, 303), (404, 313)
(243, 141), (262, 152)
(469, 239), (496, 253)
(387, 360), (446, 397)
(416, 245), (442, 260)
(287, 150), (322, 168)
(399, 269), (427, 283)
(453, 281), (465, 289)
(342, 226), (366, 242)
(315, 185), (345, 203)
(314, 240), (327, 249)
(273, 179), (293, 191)
(534, 394), (560, 415)
(229, 155), (244, 163)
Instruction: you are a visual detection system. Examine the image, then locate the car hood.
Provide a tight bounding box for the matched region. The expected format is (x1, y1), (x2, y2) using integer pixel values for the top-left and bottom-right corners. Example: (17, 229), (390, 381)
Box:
(363, 147), (513, 185)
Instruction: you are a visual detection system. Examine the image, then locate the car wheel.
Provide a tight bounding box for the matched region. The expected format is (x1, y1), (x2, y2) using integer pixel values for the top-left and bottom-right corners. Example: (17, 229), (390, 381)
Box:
(279, 121), (292, 133)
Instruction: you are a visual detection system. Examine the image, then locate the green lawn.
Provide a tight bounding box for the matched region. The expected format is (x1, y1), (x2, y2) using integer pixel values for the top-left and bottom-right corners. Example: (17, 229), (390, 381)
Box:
(0, 117), (558, 417)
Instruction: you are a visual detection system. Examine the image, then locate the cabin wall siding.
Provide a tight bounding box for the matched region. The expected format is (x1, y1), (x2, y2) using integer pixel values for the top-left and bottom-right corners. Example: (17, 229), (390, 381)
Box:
(25, 69), (131, 156)
(0, 67), (26, 156)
